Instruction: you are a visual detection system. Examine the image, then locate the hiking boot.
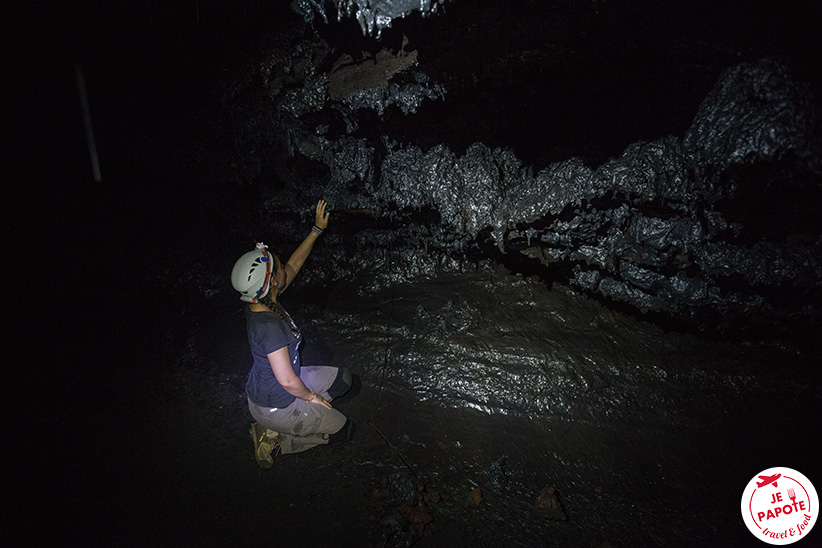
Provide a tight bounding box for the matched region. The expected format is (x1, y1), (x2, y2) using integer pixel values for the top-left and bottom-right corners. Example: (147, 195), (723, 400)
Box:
(250, 422), (281, 469)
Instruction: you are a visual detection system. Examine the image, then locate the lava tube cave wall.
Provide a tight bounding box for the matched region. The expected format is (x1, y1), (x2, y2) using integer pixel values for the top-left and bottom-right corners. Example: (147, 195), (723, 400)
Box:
(12, 1), (822, 546)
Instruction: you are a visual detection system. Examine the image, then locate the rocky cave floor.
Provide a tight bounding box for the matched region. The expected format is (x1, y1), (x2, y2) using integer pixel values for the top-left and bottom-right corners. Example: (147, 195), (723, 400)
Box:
(13, 2), (822, 545)
(43, 229), (822, 547)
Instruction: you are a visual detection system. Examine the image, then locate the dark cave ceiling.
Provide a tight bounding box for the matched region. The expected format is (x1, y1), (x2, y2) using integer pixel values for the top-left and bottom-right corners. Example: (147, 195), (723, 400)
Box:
(184, 0), (821, 343)
(295, 0), (822, 168)
(25, 0), (822, 346)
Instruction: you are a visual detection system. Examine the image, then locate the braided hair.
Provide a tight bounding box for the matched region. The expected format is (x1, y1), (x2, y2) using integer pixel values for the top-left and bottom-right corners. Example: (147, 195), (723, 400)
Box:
(260, 290), (300, 337)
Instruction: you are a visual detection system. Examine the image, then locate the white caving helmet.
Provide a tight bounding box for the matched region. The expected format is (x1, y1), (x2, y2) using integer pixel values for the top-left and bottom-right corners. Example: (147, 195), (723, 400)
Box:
(231, 242), (274, 303)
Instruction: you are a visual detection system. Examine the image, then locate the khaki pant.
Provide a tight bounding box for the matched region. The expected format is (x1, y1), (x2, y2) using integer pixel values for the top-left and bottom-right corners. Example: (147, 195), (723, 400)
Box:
(247, 366), (348, 454)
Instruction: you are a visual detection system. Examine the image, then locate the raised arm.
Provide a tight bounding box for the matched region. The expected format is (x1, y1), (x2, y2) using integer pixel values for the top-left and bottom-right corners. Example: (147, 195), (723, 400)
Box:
(281, 199), (329, 292)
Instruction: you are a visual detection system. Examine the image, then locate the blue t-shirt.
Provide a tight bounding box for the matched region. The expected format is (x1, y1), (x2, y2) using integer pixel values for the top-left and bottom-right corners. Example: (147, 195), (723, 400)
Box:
(244, 305), (302, 408)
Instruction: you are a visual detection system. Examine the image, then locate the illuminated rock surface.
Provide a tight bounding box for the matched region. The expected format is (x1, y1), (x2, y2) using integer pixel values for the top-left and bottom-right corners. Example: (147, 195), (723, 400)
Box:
(14, 0), (821, 546)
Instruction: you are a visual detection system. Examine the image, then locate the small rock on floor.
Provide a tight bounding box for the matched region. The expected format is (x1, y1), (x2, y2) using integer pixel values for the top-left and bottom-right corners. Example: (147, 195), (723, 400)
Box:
(536, 486), (567, 521)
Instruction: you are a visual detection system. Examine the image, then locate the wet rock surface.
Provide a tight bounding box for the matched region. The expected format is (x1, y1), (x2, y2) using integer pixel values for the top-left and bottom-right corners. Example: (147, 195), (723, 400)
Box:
(41, 258), (820, 546)
(213, 0), (822, 345)
(14, 0), (822, 546)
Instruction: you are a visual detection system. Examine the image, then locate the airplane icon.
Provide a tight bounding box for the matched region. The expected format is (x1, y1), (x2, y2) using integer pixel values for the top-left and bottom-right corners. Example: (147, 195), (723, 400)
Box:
(757, 473), (781, 488)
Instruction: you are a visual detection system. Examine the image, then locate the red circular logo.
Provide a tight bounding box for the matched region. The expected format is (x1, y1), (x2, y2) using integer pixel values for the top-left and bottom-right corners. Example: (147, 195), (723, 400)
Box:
(741, 467), (818, 544)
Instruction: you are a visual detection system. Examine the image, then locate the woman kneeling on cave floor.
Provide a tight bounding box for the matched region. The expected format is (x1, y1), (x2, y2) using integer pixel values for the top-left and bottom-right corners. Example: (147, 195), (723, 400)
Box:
(231, 199), (354, 469)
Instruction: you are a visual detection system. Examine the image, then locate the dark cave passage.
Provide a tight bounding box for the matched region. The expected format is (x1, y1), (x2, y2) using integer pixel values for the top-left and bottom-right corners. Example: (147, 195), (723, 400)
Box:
(9, 1), (822, 546)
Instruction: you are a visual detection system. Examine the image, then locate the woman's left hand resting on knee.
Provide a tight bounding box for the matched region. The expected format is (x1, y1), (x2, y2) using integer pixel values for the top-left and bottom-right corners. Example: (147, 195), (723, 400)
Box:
(268, 347), (333, 409)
